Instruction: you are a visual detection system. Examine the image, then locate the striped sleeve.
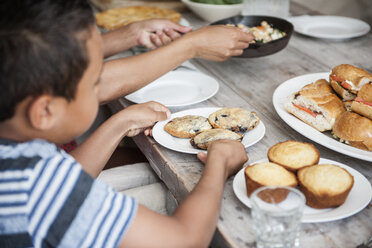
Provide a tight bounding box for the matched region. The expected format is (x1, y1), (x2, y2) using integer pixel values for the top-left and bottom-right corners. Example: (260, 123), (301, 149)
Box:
(27, 155), (138, 248)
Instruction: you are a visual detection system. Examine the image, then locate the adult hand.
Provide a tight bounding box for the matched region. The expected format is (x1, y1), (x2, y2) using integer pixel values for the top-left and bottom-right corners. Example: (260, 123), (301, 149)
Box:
(184, 25), (254, 61)
(129, 19), (193, 49)
(120, 101), (171, 137)
(198, 139), (248, 178)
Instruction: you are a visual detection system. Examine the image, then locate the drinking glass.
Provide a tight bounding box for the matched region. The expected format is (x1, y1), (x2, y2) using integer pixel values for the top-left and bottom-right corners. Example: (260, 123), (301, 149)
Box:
(242, 0), (290, 18)
(250, 186), (305, 248)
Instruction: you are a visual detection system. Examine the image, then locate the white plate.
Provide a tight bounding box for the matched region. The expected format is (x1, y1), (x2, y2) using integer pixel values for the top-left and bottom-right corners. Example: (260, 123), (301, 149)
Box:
(233, 158), (372, 223)
(152, 107), (265, 154)
(288, 15), (370, 39)
(125, 70), (219, 107)
(272, 72), (372, 162)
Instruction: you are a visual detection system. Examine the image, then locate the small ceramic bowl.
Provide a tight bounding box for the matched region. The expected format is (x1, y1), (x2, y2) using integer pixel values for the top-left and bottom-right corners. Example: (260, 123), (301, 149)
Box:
(182, 0), (243, 23)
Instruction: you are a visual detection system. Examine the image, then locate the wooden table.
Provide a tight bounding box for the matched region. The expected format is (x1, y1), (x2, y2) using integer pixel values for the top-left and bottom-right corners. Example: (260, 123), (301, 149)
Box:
(108, 3), (372, 247)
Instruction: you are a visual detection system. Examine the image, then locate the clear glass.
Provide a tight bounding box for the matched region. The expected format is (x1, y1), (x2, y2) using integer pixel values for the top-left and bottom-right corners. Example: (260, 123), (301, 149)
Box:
(242, 0), (290, 18)
(250, 186), (305, 248)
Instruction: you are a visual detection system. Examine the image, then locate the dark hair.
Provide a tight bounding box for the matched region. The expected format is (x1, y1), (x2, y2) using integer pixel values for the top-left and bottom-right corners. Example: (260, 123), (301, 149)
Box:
(0, 0), (95, 121)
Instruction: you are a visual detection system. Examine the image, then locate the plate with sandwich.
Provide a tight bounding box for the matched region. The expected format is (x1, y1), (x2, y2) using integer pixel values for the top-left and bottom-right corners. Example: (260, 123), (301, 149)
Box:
(273, 66), (372, 162)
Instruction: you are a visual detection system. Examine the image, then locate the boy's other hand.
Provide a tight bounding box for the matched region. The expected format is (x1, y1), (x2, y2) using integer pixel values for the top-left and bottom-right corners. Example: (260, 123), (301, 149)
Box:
(122, 101), (171, 137)
(130, 19), (192, 49)
(185, 25), (254, 61)
(197, 140), (248, 178)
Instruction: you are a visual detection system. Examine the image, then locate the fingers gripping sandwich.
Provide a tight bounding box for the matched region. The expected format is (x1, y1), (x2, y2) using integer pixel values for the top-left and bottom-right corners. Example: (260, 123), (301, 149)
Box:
(329, 64), (372, 101)
(285, 79), (346, 132)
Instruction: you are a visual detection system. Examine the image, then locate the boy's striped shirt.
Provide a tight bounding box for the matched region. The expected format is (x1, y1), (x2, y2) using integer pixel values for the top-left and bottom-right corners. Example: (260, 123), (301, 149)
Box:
(0, 139), (137, 247)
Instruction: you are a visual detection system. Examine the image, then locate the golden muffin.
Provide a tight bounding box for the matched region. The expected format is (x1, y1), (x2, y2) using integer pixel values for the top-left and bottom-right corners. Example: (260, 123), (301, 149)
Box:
(244, 162), (297, 202)
(268, 140), (320, 171)
(298, 164), (354, 209)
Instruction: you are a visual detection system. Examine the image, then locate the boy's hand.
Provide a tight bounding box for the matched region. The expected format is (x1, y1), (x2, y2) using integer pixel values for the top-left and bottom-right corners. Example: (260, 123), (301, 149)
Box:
(197, 140), (248, 178)
(184, 25), (254, 61)
(121, 101), (171, 137)
(129, 19), (192, 49)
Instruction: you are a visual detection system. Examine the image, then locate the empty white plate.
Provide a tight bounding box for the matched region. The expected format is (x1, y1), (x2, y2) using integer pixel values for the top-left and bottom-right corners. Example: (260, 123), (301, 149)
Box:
(288, 15), (370, 39)
(125, 70), (219, 107)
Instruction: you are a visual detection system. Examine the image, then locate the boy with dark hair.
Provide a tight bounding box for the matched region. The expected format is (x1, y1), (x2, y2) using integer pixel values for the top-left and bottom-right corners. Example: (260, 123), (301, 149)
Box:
(0, 1), (248, 247)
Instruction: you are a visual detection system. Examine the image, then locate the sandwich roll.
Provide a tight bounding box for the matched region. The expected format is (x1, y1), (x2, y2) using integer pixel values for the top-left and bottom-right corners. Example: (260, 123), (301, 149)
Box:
(332, 111), (372, 151)
(285, 80), (345, 132)
(329, 64), (372, 100)
(351, 83), (372, 120)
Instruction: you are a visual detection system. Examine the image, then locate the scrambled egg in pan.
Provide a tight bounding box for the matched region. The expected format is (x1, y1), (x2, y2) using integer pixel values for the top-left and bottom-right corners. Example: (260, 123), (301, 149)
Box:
(227, 21), (286, 43)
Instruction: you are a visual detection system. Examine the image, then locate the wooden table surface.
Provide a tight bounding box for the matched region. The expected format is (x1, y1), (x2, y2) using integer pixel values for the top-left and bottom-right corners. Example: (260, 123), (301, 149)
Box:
(108, 3), (372, 247)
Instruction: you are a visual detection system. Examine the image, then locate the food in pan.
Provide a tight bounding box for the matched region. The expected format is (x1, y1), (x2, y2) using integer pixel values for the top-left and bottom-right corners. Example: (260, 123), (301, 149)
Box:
(164, 115), (212, 138)
(95, 6), (182, 30)
(298, 164), (354, 209)
(350, 82), (372, 120)
(227, 21), (286, 43)
(329, 64), (372, 101)
(244, 162), (297, 201)
(267, 140), (320, 172)
(332, 111), (372, 151)
(285, 79), (346, 132)
(208, 108), (260, 133)
(190, 128), (242, 150)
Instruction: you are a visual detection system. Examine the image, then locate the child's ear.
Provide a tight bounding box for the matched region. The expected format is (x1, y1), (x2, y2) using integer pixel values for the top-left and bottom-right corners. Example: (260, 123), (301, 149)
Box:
(28, 95), (66, 130)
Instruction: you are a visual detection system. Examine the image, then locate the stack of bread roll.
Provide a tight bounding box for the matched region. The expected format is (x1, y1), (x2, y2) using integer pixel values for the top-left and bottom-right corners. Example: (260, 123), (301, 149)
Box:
(244, 140), (354, 209)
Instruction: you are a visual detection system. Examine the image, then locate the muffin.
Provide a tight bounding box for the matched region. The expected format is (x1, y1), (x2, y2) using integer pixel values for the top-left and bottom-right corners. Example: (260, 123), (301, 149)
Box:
(244, 162), (297, 202)
(190, 129), (242, 150)
(268, 140), (320, 171)
(298, 164), (354, 209)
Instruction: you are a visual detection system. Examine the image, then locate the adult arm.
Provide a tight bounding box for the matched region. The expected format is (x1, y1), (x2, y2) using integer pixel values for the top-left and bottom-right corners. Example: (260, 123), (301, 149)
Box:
(98, 25), (253, 104)
(120, 140), (248, 247)
(101, 19), (192, 58)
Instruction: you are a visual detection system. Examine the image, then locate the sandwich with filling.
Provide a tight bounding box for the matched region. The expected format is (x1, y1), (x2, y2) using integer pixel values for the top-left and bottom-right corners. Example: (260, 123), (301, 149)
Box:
(350, 82), (372, 120)
(329, 64), (372, 101)
(285, 79), (345, 132)
(332, 111), (372, 151)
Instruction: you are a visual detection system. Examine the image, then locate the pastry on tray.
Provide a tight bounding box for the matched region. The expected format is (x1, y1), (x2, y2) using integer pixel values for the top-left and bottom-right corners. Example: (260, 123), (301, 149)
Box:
(96, 6), (182, 30)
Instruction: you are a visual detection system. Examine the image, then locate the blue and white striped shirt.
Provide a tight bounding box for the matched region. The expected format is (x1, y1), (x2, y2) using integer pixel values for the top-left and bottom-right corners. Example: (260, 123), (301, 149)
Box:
(0, 138), (137, 247)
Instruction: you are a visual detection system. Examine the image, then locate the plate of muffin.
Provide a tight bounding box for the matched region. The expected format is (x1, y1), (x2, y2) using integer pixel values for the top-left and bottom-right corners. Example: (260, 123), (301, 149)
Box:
(273, 64), (372, 162)
(233, 140), (372, 223)
(152, 107), (265, 154)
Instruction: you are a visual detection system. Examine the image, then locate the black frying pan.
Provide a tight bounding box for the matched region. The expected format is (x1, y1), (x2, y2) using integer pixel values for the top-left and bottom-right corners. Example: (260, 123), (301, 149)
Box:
(211, 15), (294, 58)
